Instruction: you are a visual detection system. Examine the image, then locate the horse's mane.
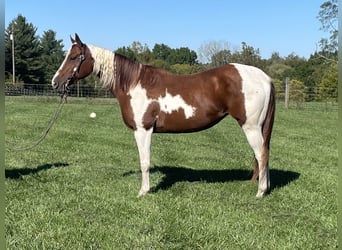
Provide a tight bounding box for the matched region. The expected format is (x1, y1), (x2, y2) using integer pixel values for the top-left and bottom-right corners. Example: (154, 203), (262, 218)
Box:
(87, 45), (146, 92)
(114, 54), (142, 92)
(87, 45), (115, 89)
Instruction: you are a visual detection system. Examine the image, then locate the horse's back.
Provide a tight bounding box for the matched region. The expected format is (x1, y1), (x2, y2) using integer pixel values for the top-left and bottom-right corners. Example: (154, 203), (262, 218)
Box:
(229, 63), (272, 91)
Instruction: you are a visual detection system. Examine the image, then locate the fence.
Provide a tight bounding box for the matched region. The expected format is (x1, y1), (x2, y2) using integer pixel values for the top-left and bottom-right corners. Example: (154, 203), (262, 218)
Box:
(5, 83), (112, 98)
(4, 83), (338, 112)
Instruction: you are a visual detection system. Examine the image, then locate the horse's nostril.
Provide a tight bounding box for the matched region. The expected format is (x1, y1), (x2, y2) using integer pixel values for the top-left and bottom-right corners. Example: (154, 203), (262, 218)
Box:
(52, 81), (59, 89)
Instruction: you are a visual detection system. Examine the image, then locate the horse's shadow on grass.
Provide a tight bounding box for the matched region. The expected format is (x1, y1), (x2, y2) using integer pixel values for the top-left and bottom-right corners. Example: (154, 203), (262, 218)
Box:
(5, 162), (69, 179)
(124, 165), (300, 194)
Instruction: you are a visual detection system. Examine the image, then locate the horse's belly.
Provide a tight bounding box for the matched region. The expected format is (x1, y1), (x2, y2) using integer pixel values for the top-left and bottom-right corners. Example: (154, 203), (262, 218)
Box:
(154, 110), (226, 133)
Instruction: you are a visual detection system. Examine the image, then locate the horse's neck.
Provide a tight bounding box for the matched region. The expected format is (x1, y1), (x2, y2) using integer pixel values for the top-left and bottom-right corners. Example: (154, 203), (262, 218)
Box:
(87, 45), (116, 89)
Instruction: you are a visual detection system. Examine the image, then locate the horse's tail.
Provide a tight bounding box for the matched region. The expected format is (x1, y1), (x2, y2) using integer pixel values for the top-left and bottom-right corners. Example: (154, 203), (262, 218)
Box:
(251, 82), (275, 181)
(262, 82), (275, 151)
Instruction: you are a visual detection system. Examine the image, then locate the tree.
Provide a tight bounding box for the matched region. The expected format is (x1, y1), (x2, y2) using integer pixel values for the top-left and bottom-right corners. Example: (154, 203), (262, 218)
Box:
(148, 59), (170, 71)
(210, 50), (231, 67)
(317, 0), (338, 56)
(116, 41), (152, 64)
(317, 62), (338, 102)
(267, 63), (292, 81)
(198, 41), (265, 68)
(5, 15), (43, 85)
(115, 46), (137, 61)
(40, 30), (64, 85)
(272, 79), (285, 100)
(168, 47), (197, 65)
(283, 53), (310, 82)
(269, 52), (283, 64)
(197, 40), (232, 65)
(230, 42), (265, 69)
(314, 0), (338, 102)
(170, 64), (194, 74)
(152, 43), (172, 61)
(134, 42), (152, 64)
(290, 79), (307, 108)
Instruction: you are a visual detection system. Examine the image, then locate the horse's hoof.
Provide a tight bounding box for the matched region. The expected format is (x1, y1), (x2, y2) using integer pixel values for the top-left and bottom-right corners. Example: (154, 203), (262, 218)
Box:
(137, 189), (148, 197)
(256, 190), (265, 198)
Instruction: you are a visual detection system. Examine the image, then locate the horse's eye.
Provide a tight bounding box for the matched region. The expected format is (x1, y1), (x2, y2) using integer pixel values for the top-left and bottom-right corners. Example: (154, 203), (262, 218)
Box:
(70, 56), (77, 61)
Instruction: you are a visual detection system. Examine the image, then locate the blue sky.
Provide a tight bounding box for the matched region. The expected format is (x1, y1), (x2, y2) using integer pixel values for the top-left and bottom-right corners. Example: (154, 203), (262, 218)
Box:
(6, 0), (326, 60)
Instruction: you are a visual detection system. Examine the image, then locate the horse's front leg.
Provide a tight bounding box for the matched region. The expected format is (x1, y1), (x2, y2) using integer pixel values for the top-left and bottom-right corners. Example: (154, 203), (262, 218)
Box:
(134, 127), (153, 197)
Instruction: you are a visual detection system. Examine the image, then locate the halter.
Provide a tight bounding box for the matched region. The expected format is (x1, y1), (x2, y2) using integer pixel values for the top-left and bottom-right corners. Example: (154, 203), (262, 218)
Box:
(66, 45), (86, 90)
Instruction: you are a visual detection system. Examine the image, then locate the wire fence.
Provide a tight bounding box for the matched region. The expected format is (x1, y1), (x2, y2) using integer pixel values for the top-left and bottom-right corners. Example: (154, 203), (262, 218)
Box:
(5, 83), (112, 98)
(4, 83), (338, 112)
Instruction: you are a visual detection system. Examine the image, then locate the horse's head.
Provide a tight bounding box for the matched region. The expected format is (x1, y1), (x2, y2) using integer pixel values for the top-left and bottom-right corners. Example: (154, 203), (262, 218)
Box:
(52, 33), (94, 91)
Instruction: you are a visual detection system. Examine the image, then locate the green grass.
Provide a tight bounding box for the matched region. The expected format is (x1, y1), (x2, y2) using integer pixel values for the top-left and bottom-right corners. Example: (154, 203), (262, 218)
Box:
(5, 96), (337, 249)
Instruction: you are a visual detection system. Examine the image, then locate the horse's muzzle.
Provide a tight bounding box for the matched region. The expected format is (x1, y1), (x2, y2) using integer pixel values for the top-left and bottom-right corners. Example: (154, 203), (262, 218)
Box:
(51, 80), (59, 89)
(51, 81), (66, 92)
(52, 77), (73, 92)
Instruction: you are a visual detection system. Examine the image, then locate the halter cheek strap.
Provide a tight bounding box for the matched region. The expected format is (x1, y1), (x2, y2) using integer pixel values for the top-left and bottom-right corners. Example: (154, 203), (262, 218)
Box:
(73, 49), (86, 75)
(68, 46), (86, 84)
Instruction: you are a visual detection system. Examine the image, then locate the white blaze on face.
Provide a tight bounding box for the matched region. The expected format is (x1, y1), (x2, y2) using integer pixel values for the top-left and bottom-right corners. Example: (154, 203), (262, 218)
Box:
(129, 84), (196, 128)
(158, 90), (196, 119)
(52, 47), (72, 86)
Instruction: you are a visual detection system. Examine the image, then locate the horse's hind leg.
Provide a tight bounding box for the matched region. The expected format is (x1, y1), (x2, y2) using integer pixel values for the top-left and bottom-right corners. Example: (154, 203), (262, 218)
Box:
(251, 157), (259, 181)
(242, 124), (270, 197)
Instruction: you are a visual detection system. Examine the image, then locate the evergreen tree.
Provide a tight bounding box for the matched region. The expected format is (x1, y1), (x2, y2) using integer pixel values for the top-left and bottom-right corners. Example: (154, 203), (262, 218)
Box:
(5, 14), (43, 85)
(40, 30), (65, 84)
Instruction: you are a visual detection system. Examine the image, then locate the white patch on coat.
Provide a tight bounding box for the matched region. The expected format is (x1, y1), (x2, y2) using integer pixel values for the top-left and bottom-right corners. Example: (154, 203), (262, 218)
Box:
(231, 63), (271, 127)
(129, 83), (153, 128)
(158, 90), (196, 119)
(232, 63), (272, 197)
(129, 84), (196, 128)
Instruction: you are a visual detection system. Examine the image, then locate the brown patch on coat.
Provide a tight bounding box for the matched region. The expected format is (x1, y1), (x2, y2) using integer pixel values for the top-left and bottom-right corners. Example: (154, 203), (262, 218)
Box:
(136, 64), (247, 132)
(142, 101), (160, 130)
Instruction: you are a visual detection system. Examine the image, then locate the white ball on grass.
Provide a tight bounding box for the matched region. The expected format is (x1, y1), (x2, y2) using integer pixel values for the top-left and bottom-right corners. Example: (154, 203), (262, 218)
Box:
(89, 112), (96, 118)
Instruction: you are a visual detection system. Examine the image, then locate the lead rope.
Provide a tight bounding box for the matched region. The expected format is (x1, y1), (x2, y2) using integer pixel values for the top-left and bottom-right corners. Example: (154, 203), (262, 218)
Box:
(6, 91), (68, 152)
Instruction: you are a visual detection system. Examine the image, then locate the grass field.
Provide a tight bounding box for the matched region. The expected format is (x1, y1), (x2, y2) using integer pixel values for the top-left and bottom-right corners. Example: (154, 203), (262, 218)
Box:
(5, 96), (337, 249)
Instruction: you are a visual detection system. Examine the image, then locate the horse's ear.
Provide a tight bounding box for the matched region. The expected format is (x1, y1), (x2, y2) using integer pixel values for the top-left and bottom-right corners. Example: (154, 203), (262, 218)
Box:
(70, 35), (75, 44)
(74, 33), (83, 46)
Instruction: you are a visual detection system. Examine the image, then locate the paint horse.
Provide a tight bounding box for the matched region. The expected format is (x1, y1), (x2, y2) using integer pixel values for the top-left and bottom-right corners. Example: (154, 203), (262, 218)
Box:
(52, 34), (275, 197)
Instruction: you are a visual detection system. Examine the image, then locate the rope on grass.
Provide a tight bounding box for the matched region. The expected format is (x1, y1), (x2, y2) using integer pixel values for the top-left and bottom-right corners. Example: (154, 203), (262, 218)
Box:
(6, 92), (68, 152)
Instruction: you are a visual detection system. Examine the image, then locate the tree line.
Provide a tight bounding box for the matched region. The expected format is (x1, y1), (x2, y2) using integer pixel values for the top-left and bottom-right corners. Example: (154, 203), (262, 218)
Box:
(5, 1), (337, 102)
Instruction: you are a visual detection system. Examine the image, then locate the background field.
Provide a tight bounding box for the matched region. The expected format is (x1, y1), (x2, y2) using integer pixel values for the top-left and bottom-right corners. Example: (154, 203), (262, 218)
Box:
(5, 96), (337, 249)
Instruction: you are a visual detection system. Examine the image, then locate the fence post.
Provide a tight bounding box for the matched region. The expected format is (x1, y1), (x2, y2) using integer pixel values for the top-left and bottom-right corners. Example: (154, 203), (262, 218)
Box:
(285, 77), (290, 109)
(10, 27), (16, 84)
(77, 82), (80, 97)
